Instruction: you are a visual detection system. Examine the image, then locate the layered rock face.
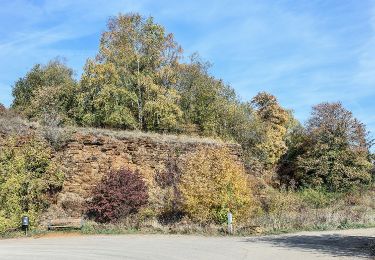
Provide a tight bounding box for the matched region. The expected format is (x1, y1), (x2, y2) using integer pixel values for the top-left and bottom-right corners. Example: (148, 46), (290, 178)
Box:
(53, 129), (242, 217)
(0, 126), (242, 218)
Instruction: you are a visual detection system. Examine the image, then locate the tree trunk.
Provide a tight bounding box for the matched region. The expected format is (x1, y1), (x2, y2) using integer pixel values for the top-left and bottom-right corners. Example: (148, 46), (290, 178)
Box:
(136, 57), (143, 130)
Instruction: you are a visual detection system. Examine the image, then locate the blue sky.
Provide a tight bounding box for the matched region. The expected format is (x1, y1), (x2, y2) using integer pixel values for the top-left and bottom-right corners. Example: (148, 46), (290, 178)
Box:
(1, 0), (375, 136)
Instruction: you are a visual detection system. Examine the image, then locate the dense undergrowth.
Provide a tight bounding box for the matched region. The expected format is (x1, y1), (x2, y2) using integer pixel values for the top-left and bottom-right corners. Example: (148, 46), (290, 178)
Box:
(3, 186), (375, 238)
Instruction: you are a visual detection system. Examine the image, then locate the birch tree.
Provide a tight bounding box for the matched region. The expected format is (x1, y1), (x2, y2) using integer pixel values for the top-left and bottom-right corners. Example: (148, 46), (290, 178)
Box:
(77, 13), (183, 131)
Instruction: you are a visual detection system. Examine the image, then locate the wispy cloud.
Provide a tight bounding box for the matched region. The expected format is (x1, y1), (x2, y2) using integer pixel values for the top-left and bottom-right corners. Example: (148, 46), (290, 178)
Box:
(0, 0), (146, 104)
(353, 3), (375, 89)
(0, 0), (374, 136)
(155, 0), (375, 131)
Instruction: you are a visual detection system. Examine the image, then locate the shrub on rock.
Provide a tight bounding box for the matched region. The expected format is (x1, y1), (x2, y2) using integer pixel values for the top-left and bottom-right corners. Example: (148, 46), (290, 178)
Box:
(86, 168), (148, 223)
(0, 136), (64, 233)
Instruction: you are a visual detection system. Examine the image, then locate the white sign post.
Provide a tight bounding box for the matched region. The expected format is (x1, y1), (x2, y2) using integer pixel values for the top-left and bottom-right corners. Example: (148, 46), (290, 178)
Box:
(227, 212), (233, 235)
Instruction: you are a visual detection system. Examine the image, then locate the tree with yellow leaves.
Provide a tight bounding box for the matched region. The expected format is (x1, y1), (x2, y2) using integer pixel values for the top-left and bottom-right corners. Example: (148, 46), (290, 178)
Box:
(179, 148), (254, 224)
(251, 92), (289, 168)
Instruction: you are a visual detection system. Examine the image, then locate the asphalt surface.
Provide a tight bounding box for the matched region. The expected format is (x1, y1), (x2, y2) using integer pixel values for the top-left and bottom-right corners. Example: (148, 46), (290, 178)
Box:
(0, 228), (374, 259)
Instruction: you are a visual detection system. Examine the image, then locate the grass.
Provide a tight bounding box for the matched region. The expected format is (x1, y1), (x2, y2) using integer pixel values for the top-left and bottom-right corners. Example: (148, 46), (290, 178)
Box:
(0, 115), (231, 147)
(2, 204), (375, 240)
(3, 221), (375, 239)
(0, 115), (31, 136)
(80, 222), (139, 235)
(0, 109), (231, 146)
(248, 187), (375, 236)
(2, 188), (375, 239)
(71, 126), (228, 145)
(0, 229), (51, 240)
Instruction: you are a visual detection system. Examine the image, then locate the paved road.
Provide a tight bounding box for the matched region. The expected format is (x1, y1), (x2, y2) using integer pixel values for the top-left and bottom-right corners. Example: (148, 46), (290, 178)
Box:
(0, 228), (374, 259)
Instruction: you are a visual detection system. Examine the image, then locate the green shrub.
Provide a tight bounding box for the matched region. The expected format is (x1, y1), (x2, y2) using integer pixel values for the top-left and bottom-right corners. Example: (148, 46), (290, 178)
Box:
(0, 136), (64, 233)
(298, 189), (338, 208)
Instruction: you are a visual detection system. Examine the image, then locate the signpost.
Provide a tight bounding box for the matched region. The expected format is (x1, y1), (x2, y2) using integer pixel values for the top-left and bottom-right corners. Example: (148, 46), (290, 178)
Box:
(22, 216), (29, 236)
(227, 212), (233, 235)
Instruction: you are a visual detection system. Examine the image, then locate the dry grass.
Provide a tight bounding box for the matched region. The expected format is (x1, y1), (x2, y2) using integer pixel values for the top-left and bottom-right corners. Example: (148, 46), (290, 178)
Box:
(80, 218), (229, 236)
(40, 126), (73, 150)
(71, 126), (228, 145)
(0, 112), (33, 136)
(81, 189), (375, 236)
(0, 107), (228, 146)
(248, 188), (375, 234)
(0, 114), (232, 151)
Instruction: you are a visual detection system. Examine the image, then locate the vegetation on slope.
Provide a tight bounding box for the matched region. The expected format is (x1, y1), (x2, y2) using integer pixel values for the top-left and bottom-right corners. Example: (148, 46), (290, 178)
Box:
(0, 135), (64, 233)
(0, 12), (374, 235)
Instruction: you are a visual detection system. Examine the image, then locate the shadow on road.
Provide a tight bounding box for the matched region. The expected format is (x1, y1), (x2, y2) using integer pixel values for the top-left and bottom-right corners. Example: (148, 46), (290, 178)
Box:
(243, 234), (375, 258)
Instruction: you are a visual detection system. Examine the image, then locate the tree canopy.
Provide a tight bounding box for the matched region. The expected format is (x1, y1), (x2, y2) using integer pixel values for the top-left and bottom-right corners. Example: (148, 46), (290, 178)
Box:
(10, 13), (374, 191)
(76, 14), (183, 132)
(11, 59), (76, 124)
(278, 102), (372, 191)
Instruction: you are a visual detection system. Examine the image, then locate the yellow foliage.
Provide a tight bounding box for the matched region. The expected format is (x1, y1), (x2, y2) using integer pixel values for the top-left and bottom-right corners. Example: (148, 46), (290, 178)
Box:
(179, 148), (254, 224)
(251, 92), (289, 167)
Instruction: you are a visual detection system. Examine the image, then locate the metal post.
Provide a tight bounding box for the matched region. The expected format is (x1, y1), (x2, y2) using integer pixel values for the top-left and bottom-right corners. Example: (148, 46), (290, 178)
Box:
(22, 216), (29, 236)
(227, 212), (233, 235)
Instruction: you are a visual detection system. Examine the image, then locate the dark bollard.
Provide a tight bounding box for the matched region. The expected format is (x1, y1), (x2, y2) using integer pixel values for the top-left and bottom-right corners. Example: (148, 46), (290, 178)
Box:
(22, 216), (29, 236)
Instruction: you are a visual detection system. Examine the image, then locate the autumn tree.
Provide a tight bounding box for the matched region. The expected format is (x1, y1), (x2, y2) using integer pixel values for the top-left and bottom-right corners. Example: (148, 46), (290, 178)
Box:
(279, 102), (373, 191)
(11, 59), (77, 123)
(176, 55), (280, 171)
(177, 62), (290, 171)
(250, 92), (289, 168)
(76, 13), (183, 132)
(277, 120), (307, 188)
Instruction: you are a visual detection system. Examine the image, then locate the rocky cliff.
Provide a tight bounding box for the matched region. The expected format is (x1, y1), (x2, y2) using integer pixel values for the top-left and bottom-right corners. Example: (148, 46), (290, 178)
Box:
(52, 128), (242, 217)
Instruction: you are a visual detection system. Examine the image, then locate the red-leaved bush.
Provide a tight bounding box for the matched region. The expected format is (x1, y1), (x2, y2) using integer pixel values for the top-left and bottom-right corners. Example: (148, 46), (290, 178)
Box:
(86, 168), (148, 223)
